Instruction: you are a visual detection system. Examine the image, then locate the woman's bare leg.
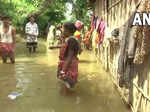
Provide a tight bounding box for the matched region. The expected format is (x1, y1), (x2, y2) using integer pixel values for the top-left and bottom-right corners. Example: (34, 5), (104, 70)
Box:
(64, 82), (71, 89)
(10, 52), (15, 64)
(33, 47), (36, 52)
(29, 47), (32, 53)
(2, 54), (7, 63)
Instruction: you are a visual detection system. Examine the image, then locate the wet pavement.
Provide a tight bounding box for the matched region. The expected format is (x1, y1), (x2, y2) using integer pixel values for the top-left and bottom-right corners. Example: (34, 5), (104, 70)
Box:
(0, 41), (130, 112)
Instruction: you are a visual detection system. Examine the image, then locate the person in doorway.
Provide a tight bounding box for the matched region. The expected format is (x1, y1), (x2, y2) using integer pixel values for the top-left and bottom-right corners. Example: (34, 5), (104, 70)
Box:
(49, 22), (80, 89)
(25, 16), (39, 53)
(0, 15), (16, 64)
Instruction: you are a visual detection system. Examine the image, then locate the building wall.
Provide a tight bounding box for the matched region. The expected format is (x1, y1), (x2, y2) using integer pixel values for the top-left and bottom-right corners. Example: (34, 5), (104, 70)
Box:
(94, 0), (150, 112)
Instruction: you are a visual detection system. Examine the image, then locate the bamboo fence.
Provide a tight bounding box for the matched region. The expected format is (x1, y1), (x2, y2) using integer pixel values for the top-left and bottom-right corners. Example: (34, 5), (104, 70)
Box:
(93, 0), (150, 112)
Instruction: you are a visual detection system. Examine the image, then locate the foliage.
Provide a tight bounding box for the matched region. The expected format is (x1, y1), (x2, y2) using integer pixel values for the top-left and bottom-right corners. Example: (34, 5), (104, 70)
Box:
(36, 0), (67, 35)
(0, 0), (92, 35)
(0, 0), (66, 33)
(0, 0), (41, 31)
(69, 0), (92, 26)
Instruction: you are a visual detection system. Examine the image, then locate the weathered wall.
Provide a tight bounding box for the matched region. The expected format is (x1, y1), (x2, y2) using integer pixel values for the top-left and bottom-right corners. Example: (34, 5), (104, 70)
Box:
(94, 0), (150, 112)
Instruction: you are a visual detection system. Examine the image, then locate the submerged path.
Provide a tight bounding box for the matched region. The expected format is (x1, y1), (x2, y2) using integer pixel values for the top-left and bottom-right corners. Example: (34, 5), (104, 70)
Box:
(0, 39), (130, 112)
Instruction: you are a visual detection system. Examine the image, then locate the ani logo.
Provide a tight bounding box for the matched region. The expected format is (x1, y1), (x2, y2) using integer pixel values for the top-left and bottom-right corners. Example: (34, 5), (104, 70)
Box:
(132, 12), (150, 26)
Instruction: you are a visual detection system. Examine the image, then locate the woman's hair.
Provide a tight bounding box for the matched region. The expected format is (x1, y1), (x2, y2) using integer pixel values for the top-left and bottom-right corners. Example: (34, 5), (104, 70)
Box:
(64, 38), (80, 58)
(63, 22), (76, 34)
(27, 15), (35, 22)
(29, 15), (35, 19)
(2, 15), (11, 21)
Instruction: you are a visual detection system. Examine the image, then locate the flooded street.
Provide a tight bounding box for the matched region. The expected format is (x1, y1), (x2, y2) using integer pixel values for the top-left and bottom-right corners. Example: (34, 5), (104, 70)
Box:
(0, 39), (129, 112)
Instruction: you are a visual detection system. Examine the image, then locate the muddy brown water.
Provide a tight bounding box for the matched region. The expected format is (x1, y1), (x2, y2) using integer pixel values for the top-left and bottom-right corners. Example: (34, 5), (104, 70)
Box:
(0, 42), (130, 112)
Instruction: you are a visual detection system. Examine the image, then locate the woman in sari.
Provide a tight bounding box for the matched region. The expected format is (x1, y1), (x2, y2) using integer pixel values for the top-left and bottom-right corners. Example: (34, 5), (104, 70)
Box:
(0, 15), (16, 64)
(50, 22), (80, 89)
(83, 27), (92, 50)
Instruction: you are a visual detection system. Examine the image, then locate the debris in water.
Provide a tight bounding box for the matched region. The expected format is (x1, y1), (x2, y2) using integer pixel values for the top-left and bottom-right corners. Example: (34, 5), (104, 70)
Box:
(8, 93), (21, 100)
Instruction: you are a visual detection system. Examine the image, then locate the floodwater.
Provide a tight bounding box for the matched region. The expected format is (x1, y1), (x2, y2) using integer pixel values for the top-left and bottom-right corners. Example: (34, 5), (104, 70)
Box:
(0, 40), (130, 112)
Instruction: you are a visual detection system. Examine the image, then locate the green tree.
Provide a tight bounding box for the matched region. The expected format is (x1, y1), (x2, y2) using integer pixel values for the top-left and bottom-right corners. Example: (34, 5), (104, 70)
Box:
(0, 0), (92, 35)
(0, 0), (67, 34)
(68, 0), (92, 26)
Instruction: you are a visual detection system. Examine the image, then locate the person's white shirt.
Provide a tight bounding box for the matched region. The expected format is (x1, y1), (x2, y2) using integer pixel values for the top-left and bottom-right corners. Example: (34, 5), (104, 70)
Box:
(25, 22), (39, 43)
(0, 24), (13, 44)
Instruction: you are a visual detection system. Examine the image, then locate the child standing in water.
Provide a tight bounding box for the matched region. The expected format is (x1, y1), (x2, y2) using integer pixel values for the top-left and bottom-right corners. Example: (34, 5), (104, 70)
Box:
(0, 15), (16, 64)
(25, 16), (39, 53)
(50, 22), (80, 89)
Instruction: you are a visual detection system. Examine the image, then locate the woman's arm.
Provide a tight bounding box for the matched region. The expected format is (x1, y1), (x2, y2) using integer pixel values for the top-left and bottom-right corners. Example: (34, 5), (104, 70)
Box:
(12, 28), (16, 45)
(49, 45), (62, 49)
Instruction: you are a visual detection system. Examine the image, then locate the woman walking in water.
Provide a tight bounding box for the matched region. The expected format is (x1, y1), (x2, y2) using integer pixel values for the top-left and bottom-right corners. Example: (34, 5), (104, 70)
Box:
(50, 22), (80, 89)
(0, 15), (16, 64)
